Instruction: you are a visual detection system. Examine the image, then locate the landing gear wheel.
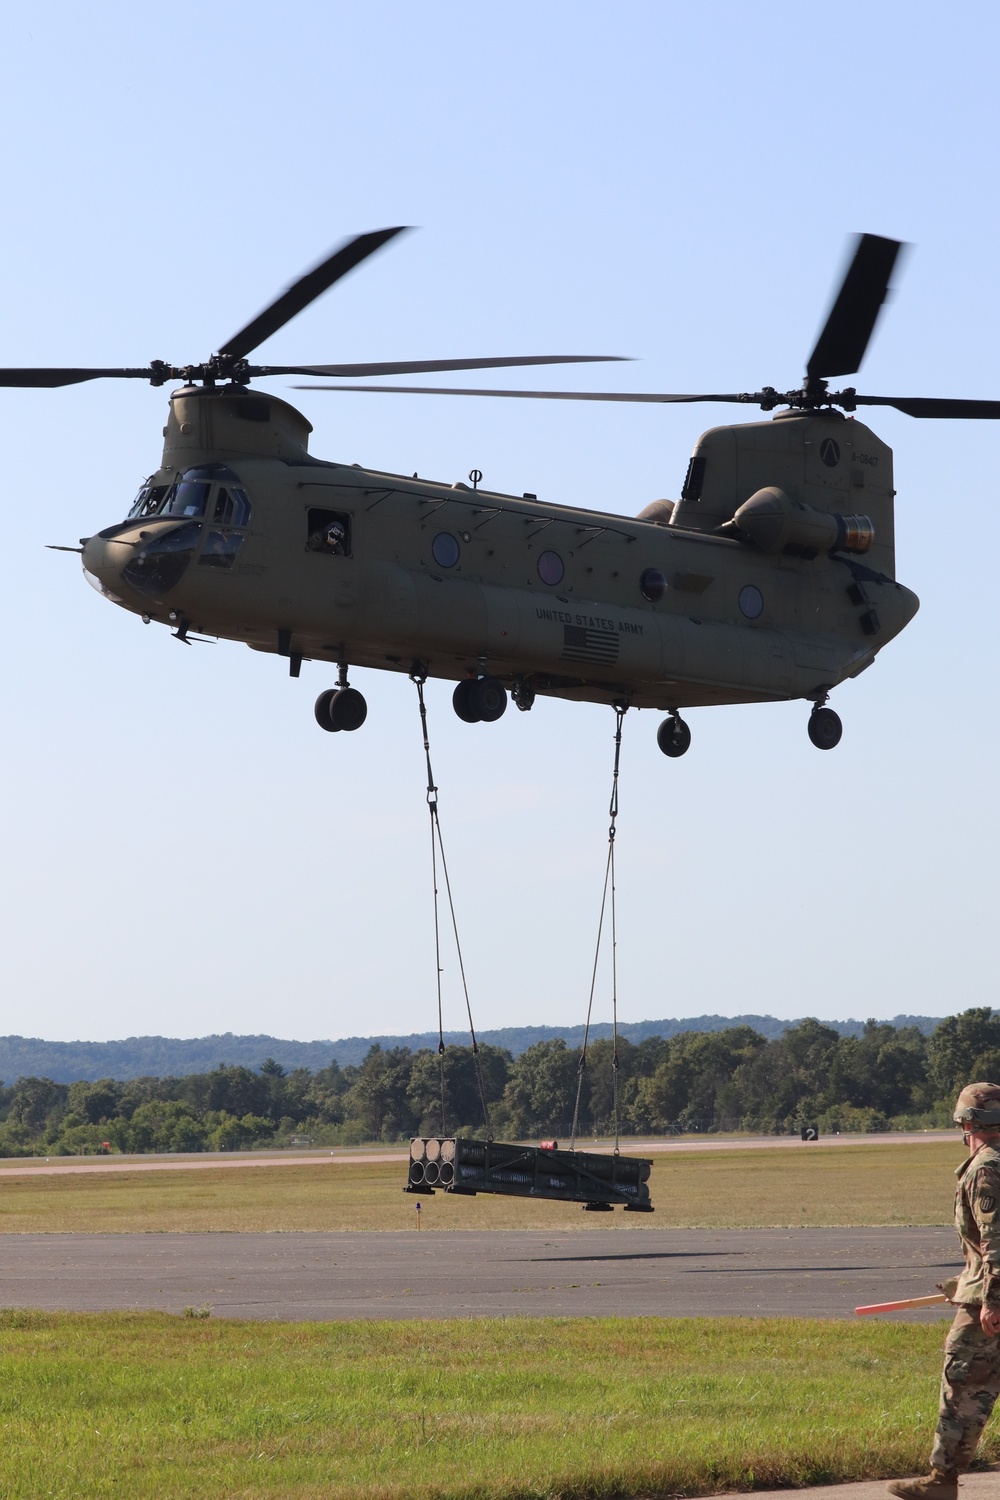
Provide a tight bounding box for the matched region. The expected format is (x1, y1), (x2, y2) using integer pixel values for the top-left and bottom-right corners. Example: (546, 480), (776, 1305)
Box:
(469, 676), (507, 722)
(314, 689), (341, 732)
(328, 687), (368, 732)
(808, 706), (842, 750)
(657, 715), (691, 758)
(453, 679), (482, 723)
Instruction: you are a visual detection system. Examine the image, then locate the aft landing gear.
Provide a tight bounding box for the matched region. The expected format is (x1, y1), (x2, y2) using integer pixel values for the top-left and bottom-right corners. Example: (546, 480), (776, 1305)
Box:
(452, 676), (508, 724)
(807, 705), (842, 750)
(657, 713), (691, 758)
(315, 662), (368, 733)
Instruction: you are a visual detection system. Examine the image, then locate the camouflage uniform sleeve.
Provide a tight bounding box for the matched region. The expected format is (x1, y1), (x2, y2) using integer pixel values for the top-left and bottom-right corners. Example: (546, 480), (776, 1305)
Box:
(971, 1165), (1000, 1308)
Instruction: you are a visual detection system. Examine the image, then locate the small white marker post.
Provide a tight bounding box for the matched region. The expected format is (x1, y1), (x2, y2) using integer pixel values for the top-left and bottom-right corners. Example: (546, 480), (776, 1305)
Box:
(415, 1201), (421, 1231)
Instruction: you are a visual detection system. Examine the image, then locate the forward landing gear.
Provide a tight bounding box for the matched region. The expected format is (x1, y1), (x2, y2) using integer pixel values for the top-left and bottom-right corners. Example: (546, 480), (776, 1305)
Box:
(657, 713), (691, 758)
(511, 677), (535, 712)
(315, 663), (368, 733)
(453, 676), (508, 723)
(807, 705), (842, 750)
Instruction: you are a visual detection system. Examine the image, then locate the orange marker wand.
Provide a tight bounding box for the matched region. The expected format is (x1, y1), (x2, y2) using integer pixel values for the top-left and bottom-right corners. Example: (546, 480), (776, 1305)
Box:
(855, 1294), (949, 1316)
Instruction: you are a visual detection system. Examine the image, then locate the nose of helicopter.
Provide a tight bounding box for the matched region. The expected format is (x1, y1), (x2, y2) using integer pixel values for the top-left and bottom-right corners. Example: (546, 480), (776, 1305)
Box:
(81, 529), (135, 603)
(83, 519), (203, 607)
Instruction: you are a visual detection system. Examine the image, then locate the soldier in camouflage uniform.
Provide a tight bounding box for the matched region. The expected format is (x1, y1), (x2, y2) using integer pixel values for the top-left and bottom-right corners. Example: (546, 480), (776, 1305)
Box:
(888, 1082), (1000, 1500)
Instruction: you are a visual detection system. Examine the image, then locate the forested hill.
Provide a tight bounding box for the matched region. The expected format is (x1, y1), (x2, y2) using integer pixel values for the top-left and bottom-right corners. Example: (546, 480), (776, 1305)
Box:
(0, 1014), (944, 1084)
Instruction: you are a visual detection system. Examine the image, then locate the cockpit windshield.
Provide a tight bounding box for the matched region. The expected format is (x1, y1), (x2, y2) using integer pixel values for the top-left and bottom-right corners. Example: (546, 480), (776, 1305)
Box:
(127, 482), (169, 519)
(163, 477), (212, 517)
(127, 464), (252, 526)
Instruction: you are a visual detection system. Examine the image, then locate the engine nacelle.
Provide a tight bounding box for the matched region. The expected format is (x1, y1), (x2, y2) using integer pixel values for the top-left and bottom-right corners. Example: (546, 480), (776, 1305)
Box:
(733, 486), (874, 558)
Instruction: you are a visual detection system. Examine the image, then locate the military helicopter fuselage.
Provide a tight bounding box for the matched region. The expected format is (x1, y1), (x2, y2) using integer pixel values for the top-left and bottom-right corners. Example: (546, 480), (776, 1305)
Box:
(80, 379), (918, 746)
(29, 227), (969, 752)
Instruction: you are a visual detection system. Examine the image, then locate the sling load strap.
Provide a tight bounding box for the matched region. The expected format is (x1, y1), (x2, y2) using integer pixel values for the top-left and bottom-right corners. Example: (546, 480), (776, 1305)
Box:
(411, 671), (493, 1139)
(570, 703), (627, 1155)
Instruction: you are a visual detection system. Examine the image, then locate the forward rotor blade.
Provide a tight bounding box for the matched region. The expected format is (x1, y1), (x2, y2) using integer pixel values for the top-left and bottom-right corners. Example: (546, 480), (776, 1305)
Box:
(263, 354), (629, 378)
(854, 394), (1000, 419)
(219, 227), (410, 360)
(0, 367), (152, 387)
(294, 383), (750, 404)
(807, 233), (904, 380)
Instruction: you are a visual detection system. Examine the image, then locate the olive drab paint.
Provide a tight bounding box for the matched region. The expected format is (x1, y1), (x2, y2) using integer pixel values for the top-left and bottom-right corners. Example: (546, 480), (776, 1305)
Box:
(37, 227), (969, 753)
(81, 380), (919, 728)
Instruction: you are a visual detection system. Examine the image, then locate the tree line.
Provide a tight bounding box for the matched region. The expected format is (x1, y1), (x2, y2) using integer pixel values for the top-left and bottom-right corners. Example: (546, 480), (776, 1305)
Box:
(0, 1008), (996, 1156)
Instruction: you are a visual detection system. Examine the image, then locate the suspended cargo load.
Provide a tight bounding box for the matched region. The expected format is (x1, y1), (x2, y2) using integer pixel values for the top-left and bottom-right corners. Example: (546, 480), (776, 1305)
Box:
(406, 1137), (654, 1211)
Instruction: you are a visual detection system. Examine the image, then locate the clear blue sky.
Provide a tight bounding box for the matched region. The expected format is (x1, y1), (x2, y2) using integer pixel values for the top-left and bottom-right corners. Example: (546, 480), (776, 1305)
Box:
(1, 1), (997, 1043)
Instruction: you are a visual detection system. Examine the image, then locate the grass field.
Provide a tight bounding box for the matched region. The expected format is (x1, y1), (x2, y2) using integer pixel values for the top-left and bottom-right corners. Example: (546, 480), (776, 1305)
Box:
(0, 1309), (979, 1500)
(0, 1140), (960, 1233)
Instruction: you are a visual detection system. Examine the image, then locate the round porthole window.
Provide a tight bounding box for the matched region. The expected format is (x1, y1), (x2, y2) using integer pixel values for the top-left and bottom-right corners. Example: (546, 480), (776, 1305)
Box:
(640, 567), (667, 602)
(432, 532), (460, 568)
(537, 550), (564, 586)
(739, 584), (764, 619)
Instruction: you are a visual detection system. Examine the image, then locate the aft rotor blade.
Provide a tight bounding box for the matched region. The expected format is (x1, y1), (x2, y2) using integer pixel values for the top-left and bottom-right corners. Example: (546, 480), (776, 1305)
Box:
(0, 367), (152, 387)
(854, 394), (1000, 419)
(807, 233), (905, 380)
(219, 227), (410, 360)
(263, 354), (629, 378)
(294, 383), (751, 404)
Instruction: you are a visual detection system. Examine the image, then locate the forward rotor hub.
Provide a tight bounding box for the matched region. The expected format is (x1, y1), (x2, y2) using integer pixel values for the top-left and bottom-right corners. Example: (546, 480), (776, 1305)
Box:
(753, 382), (859, 414)
(149, 357), (253, 388)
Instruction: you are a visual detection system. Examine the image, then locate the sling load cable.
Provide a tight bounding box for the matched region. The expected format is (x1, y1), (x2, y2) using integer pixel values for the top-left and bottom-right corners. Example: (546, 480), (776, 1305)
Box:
(411, 668), (493, 1140)
(403, 688), (653, 1211)
(570, 702), (627, 1156)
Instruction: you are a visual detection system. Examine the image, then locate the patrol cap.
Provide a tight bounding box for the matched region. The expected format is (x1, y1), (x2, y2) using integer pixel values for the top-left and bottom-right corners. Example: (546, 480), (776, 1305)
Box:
(953, 1082), (1000, 1127)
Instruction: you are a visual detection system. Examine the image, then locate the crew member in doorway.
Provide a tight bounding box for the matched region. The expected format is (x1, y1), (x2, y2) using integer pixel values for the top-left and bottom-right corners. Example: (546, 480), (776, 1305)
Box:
(307, 520), (347, 555)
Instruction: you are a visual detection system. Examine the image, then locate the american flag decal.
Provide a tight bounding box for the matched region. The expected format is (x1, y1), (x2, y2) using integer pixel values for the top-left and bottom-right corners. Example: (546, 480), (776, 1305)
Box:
(562, 623), (619, 665)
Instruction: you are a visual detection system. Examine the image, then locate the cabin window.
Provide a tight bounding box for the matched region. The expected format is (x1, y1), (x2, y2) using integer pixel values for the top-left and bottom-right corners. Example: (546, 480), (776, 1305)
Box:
(307, 508), (352, 556)
(640, 567), (667, 602)
(431, 532), (460, 568)
(738, 584), (764, 619)
(537, 550), (564, 586)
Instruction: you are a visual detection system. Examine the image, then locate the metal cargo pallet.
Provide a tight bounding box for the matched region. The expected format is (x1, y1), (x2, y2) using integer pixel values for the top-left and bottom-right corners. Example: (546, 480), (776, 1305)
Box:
(406, 1136), (653, 1211)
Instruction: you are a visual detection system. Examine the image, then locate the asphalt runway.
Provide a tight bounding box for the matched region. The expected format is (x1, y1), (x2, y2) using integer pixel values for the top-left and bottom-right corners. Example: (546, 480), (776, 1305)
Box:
(0, 1226), (962, 1322)
(0, 1130), (956, 1180)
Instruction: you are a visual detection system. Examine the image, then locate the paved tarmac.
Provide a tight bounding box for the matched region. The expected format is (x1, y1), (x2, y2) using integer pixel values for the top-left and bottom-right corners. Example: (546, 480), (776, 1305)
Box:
(0, 1225), (963, 1322)
(705, 1478), (999, 1500)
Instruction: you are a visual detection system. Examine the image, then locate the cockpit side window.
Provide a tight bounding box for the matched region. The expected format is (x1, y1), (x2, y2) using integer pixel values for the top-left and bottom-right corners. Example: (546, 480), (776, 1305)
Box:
(213, 485), (252, 527)
(126, 465), (253, 572)
(152, 464), (253, 525)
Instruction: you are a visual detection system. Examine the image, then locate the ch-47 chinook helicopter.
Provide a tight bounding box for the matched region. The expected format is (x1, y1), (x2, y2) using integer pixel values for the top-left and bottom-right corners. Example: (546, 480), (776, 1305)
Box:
(29, 228), (1000, 755)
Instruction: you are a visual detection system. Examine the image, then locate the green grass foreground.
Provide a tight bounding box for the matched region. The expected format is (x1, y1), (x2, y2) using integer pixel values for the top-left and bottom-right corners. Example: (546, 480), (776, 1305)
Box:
(0, 1140), (960, 1233)
(0, 1311), (984, 1500)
